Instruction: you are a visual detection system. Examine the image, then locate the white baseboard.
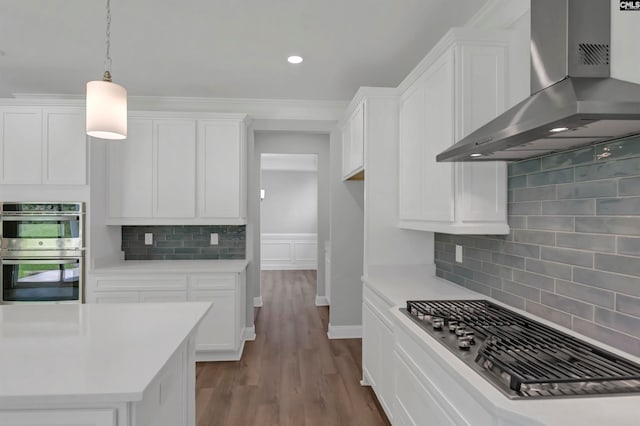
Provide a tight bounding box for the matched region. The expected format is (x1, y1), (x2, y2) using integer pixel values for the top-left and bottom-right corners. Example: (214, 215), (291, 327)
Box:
(315, 295), (329, 306)
(327, 324), (362, 339)
(243, 326), (256, 341)
(196, 326), (255, 362)
(253, 296), (263, 307)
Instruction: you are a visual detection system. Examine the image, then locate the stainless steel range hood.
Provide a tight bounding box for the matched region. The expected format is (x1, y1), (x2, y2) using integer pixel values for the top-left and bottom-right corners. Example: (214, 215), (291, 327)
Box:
(437, 0), (640, 162)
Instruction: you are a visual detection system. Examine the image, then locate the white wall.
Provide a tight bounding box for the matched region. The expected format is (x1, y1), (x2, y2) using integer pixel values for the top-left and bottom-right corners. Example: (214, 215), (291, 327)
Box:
(260, 170), (317, 234)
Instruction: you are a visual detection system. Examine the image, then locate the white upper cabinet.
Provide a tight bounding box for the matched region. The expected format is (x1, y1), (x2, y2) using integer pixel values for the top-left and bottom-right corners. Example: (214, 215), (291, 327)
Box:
(107, 113), (247, 225)
(0, 106), (86, 185)
(108, 118), (154, 219)
(153, 120), (196, 218)
(197, 119), (245, 220)
(43, 108), (87, 184)
(398, 29), (510, 235)
(342, 99), (365, 180)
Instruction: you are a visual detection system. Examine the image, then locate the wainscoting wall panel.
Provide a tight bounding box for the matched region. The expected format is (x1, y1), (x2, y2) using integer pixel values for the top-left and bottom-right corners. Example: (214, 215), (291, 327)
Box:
(261, 233), (317, 270)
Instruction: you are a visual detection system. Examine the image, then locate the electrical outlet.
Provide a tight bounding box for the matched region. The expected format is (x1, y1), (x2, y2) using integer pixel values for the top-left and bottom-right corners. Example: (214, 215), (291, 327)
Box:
(210, 233), (219, 245)
(144, 233), (153, 245)
(455, 245), (463, 263)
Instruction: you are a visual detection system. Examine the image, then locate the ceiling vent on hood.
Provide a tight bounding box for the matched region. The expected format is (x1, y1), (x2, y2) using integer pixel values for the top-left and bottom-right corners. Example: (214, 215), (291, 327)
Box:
(437, 0), (640, 162)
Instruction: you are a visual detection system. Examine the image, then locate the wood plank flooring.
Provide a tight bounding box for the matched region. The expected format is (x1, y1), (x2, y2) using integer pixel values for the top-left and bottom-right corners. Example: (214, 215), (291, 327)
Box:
(195, 270), (390, 426)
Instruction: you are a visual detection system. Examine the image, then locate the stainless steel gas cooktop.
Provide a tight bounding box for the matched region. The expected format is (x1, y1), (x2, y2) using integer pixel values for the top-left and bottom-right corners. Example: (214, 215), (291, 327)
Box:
(402, 300), (640, 399)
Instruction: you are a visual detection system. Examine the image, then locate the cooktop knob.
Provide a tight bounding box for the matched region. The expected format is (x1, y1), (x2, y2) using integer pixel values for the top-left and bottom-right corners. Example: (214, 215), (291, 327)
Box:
(432, 317), (444, 330)
(448, 321), (459, 333)
(455, 325), (467, 336)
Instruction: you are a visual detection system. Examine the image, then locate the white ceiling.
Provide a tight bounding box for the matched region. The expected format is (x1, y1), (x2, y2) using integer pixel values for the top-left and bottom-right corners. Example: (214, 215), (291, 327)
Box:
(0, 0), (487, 101)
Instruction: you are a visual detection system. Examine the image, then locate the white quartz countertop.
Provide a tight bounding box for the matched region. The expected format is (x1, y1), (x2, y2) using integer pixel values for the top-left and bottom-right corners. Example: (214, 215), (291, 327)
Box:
(364, 264), (640, 426)
(91, 259), (249, 274)
(363, 264), (482, 306)
(0, 302), (211, 406)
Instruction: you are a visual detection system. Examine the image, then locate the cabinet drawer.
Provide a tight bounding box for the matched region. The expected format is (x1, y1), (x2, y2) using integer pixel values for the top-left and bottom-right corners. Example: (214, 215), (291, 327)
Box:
(94, 291), (139, 304)
(0, 408), (116, 426)
(394, 350), (459, 426)
(363, 284), (394, 328)
(94, 276), (188, 291)
(188, 274), (236, 290)
(140, 291), (187, 303)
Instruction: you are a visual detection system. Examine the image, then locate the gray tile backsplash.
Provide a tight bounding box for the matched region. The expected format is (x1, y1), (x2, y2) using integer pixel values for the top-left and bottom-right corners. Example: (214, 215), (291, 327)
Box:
(122, 225), (245, 260)
(435, 135), (640, 356)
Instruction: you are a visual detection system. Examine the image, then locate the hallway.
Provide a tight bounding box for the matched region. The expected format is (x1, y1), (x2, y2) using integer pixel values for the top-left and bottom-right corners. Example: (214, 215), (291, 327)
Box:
(195, 270), (390, 426)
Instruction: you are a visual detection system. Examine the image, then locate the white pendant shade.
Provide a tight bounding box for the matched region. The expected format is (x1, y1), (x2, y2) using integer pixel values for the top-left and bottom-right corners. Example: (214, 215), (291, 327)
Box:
(86, 80), (127, 140)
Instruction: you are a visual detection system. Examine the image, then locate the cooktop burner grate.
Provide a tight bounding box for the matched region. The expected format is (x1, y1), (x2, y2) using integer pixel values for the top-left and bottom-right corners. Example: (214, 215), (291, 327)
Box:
(405, 300), (640, 398)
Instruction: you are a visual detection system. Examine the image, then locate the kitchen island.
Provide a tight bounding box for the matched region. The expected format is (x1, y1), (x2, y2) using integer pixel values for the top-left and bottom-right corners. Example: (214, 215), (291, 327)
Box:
(0, 302), (211, 426)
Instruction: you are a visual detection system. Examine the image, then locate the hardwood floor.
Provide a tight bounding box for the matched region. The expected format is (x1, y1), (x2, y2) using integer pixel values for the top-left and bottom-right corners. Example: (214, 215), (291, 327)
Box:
(196, 270), (390, 426)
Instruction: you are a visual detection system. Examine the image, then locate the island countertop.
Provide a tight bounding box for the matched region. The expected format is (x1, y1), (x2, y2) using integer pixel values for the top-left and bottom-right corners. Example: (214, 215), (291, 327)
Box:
(0, 302), (211, 406)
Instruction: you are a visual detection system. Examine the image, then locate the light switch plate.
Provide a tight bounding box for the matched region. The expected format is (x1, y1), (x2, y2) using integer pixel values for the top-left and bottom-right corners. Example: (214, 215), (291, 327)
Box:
(210, 233), (219, 245)
(455, 245), (463, 263)
(144, 233), (153, 245)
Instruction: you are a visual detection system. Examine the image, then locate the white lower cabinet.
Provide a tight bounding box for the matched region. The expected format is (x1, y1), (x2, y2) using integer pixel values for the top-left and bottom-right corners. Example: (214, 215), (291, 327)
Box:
(88, 270), (247, 361)
(362, 286), (395, 422)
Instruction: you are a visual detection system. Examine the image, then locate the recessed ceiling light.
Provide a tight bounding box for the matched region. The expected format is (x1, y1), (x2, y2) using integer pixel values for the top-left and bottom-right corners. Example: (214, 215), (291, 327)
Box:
(287, 55), (303, 64)
(550, 127), (569, 133)
(470, 153), (483, 157)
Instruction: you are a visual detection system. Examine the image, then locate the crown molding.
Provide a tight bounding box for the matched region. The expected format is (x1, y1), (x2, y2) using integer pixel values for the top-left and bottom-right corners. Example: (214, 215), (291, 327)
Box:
(342, 86), (398, 123)
(2, 94), (348, 121)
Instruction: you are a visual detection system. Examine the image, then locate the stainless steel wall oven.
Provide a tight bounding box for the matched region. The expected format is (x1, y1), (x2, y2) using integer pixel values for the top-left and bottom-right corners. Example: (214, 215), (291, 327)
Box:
(0, 202), (85, 304)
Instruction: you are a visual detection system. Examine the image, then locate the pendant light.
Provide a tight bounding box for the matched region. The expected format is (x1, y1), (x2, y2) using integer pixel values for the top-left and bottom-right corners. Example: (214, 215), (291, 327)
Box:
(86, 0), (127, 140)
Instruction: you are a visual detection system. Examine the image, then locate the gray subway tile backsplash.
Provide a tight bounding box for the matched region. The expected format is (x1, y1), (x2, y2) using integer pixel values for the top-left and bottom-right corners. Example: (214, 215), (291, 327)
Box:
(527, 168), (573, 187)
(619, 176), (640, 196)
(557, 179), (618, 199)
(435, 135), (640, 356)
(618, 237), (640, 257)
(575, 216), (640, 236)
(121, 225), (245, 260)
(596, 196), (640, 216)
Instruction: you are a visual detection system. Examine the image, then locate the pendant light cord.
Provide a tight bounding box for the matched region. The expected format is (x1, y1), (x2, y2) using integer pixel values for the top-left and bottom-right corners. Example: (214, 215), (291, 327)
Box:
(103, 0), (113, 81)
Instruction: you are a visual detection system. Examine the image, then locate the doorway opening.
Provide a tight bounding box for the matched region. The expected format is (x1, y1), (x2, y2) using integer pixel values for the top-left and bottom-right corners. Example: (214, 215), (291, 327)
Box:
(259, 153), (318, 276)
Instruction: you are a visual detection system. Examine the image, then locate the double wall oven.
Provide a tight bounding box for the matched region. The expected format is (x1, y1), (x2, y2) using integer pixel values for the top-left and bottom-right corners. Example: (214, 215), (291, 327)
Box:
(0, 202), (85, 304)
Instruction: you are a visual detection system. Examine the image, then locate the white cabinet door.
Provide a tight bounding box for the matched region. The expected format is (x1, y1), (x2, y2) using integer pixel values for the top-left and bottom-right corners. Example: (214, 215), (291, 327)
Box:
(197, 120), (243, 220)
(362, 302), (380, 389)
(190, 289), (236, 351)
(154, 120), (196, 218)
(108, 118), (153, 218)
(455, 44), (507, 225)
(422, 51), (455, 223)
(341, 121), (351, 178)
(349, 100), (365, 174)
(0, 107), (42, 184)
(43, 108), (86, 185)
(399, 78), (426, 221)
(342, 100), (365, 179)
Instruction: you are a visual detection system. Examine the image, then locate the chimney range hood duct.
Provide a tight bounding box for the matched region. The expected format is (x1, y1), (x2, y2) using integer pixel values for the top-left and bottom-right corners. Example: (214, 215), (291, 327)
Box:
(437, 0), (640, 162)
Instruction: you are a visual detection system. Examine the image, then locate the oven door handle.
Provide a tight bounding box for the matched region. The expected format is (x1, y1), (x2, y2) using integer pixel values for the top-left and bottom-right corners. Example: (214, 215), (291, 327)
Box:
(1, 259), (80, 265)
(1, 215), (80, 221)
